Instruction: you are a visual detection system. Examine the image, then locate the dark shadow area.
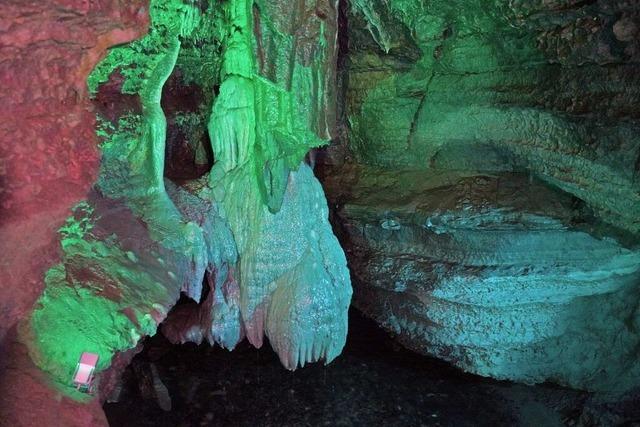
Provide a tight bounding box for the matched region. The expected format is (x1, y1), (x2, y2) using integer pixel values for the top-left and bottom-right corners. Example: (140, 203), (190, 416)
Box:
(161, 70), (214, 182)
(94, 69), (143, 123)
(102, 308), (640, 427)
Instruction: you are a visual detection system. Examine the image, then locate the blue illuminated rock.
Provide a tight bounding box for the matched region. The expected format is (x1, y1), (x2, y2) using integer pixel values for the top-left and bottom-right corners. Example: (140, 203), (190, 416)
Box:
(329, 166), (640, 392)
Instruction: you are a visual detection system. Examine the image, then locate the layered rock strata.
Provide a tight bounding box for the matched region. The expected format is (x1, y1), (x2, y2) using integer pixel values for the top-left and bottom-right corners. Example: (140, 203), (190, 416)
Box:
(345, 0), (640, 234)
(317, 0), (640, 393)
(324, 166), (640, 392)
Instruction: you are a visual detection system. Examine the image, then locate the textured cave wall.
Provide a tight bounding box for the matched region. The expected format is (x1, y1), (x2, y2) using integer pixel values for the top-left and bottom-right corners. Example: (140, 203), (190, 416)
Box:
(345, 0), (640, 234)
(319, 0), (640, 392)
(0, 0), (149, 344)
(1, 0), (350, 425)
(0, 1), (148, 425)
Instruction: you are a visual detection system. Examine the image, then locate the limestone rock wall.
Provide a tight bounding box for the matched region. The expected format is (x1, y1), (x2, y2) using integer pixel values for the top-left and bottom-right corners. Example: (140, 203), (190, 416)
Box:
(345, 0), (640, 234)
(0, 0), (148, 344)
(0, 1), (148, 425)
(318, 0), (640, 393)
(324, 166), (640, 392)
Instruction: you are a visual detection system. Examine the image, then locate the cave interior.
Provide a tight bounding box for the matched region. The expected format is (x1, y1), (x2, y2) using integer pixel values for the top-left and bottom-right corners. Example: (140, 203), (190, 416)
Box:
(1, 0), (640, 426)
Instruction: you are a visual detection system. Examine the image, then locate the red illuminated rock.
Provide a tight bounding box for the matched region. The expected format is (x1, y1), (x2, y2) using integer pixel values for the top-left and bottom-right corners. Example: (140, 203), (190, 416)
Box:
(0, 0), (148, 341)
(0, 2), (148, 426)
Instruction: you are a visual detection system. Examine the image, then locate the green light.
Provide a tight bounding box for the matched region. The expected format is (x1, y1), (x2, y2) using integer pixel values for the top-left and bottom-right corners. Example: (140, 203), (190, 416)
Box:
(28, 0), (351, 397)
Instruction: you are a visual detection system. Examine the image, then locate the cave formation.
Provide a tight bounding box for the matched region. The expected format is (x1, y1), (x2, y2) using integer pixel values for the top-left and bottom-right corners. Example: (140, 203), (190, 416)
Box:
(1, 0), (640, 425)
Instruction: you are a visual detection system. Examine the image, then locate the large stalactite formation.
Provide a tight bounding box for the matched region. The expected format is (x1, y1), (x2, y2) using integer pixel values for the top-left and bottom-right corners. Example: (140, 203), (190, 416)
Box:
(30, 0), (351, 384)
(0, 0), (639, 425)
(1, 1), (350, 424)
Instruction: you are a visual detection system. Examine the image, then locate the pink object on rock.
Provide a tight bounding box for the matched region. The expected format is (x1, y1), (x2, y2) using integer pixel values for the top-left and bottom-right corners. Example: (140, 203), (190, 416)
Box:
(73, 352), (99, 392)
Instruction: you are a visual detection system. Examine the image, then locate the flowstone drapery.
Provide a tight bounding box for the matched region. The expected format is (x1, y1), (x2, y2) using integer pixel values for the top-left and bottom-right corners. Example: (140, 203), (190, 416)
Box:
(27, 0), (351, 398)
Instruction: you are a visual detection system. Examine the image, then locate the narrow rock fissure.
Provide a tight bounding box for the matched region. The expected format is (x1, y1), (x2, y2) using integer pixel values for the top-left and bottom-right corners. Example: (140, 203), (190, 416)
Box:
(161, 69), (215, 183)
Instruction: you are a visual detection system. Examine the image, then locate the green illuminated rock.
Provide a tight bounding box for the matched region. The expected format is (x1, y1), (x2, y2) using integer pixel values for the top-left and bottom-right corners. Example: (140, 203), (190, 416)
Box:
(24, 0), (640, 400)
(28, 0), (350, 396)
(204, 0), (351, 366)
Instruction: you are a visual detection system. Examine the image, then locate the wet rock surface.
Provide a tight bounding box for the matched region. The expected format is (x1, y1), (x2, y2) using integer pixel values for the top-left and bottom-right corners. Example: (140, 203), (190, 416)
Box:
(104, 309), (640, 426)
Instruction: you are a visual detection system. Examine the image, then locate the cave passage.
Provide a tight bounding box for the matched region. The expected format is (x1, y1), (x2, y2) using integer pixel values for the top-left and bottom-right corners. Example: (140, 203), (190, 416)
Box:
(3, 0), (640, 425)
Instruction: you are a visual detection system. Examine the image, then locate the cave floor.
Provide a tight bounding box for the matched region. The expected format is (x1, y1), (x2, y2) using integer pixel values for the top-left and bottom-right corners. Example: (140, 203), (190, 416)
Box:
(104, 309), (640, 427)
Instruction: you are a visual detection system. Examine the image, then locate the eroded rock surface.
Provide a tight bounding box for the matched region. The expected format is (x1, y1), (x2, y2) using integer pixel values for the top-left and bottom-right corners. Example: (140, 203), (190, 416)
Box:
(319, 0), (640, 393)
(344, 0), (640, 234)
(0, 0), (148, 344)
(0, 1), (150, 425)
(324, 166), (640, 392)
(1, 0), (350, 425)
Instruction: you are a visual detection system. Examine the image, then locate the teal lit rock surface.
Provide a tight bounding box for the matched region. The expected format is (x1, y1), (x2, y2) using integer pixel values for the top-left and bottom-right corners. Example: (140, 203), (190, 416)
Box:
(344, 0), (640, 234)
(325, 166), (640, 392)
(318, 0), (640, 393)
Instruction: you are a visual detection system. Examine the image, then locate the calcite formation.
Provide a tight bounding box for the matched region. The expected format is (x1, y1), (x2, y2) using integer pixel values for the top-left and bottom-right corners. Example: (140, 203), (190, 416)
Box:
(29, 0), (350, 384)
(319, 0), (640, 393)
(1, 0), (640, 424)
(1, 0), (350, 425)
